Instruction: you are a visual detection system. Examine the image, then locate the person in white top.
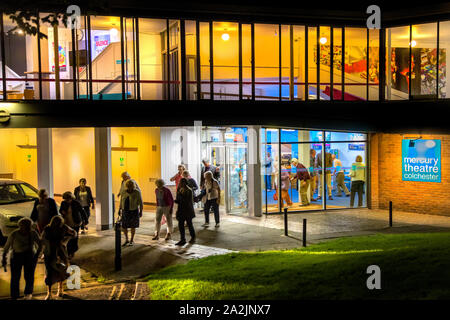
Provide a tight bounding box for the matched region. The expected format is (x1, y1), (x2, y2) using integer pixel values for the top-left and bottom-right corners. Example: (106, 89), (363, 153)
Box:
(118, 172), (141, 199)
(202, 171), (221, 228)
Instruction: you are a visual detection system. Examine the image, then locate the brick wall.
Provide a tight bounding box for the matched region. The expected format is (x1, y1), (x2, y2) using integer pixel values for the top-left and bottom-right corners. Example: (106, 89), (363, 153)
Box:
(370, 133), (450, 216)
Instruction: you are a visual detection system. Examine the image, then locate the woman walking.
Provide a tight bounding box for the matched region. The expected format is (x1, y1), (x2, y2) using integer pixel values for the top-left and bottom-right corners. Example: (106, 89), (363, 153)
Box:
(59, 191), (84, 259)
(174, 178), (196, 246)
(74, 178), (95, 234)
(30, 189), (58, 234)
(119, 179), (143, 246)
(40, 215), (76, 300)
(153, 179), (174, 240)
(202, 171), (221, 228)
(1, 218), (41, 300)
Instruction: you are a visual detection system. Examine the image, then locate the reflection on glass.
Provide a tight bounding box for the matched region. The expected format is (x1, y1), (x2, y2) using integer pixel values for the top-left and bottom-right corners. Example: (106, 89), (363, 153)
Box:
(439, 21), (450, 98)
(386, 26), (410, 100)
(344, 27), (367, 101)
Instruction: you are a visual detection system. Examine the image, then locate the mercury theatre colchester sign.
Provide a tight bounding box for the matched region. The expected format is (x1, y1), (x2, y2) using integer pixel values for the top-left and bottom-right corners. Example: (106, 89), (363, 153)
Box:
(402, 139), (441, 183)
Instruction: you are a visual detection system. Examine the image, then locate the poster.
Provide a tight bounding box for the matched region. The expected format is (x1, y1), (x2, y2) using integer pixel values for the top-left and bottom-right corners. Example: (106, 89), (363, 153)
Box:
(51, 44), (67, 72)
(93, 34), (110, 58)
(402, 139), (441, 183)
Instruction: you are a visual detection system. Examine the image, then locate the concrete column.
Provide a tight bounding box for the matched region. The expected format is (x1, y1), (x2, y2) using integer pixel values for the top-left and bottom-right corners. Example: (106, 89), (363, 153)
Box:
(36, 128), (54, 197)
(247, 126), (262, 217)
(94, 127), (113, 230)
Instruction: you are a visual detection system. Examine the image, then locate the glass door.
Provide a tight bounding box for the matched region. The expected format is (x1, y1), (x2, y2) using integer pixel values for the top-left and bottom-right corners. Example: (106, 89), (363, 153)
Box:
(225, 144), (248, 214)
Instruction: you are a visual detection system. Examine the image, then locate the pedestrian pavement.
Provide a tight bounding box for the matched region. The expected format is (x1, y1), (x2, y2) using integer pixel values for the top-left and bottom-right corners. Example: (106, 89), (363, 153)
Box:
(1, 207), (450, 299)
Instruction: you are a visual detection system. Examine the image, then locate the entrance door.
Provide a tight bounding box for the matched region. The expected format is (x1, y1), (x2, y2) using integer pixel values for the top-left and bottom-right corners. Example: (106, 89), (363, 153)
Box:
(225, 144), (248, 214)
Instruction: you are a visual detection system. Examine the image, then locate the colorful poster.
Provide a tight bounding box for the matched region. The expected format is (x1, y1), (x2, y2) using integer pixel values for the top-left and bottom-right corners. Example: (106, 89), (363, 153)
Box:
(402, 139), (441, 183)
(93, 34), (110, 57)
(51, 44), (67, 72)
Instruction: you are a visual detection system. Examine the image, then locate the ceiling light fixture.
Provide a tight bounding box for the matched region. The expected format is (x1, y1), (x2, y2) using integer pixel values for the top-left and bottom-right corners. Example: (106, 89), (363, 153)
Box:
(222, 33), (230, 41)
(319, 36), (327, 44)
(410, 40), (417, 47)
(110, 28), (118, 37)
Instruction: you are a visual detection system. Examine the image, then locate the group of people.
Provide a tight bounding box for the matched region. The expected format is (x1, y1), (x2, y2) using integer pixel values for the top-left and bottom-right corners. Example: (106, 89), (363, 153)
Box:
(271, 150), (366, 208)
(1, 178), (95, 300)
(118, 158), (221, 248)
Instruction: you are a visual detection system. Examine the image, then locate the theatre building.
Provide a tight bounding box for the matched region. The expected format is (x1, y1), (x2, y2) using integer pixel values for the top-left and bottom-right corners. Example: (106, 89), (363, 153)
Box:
(0, 1), (450, 230)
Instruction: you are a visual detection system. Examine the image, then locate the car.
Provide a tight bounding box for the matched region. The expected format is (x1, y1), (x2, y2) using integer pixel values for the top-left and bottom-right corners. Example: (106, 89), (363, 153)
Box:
(0, 179), (39, 246)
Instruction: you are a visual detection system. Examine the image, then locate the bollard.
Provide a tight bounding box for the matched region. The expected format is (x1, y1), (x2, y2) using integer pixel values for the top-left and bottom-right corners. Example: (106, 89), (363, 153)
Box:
(302, 219), (307, 247)
(112, 193), (116, 225)
(284, 208), (288, 236)
(115, 220), (122, 271)
(389, 201), (393, 227)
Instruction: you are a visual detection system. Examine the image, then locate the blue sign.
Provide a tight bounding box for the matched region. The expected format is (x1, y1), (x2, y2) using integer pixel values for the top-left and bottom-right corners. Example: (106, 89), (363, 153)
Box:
(348, 143), (365, 151)
(402, 139), (441, 183)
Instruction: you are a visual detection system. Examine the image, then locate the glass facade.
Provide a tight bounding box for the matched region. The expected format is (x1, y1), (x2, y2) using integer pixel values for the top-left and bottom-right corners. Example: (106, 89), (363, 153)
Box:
(3, 13), (449, 102)
(261, 128), (367, 213)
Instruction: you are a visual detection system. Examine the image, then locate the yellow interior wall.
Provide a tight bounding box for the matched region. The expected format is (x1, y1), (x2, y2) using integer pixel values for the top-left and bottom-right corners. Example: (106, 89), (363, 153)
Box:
(0, 129), (37, 186)
(111, 127), (161, 203)
(52, 128), (96, 197)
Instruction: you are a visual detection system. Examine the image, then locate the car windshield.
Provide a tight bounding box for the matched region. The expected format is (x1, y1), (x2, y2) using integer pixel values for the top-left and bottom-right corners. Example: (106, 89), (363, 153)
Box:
(0, 183), (39, 205)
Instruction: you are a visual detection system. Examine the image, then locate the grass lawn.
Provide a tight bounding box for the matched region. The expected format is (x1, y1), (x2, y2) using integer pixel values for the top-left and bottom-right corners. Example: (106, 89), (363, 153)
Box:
(146, 232), (450, 299)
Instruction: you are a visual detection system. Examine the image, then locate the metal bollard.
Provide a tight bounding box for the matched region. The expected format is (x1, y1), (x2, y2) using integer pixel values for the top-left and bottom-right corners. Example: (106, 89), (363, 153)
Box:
(284, 208), (288, 236)
(389, 201), (393, 227)
(115, 220), (122, 271)
(112, 193), (116, 225)
(302, 219), (307, 247)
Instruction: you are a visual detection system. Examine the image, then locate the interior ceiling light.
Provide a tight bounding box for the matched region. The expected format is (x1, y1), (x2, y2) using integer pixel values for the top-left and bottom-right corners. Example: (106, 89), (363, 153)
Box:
(110, 27), (119, 37)
(410, 40), (417, 47)
(222, 33), (230, 41)
(319, 37), (327, 44)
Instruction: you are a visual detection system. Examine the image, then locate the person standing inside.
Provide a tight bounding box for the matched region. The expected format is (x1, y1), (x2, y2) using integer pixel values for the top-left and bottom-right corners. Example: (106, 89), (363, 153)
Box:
(350, 155), (366, 207)
(316, 150), (333, 200)
(202, 171), (221, 228)
(59, 192), (84, 259)
(333, 155), (350, 197)
(291, 158), (311, 206)
(153, 179), (174, 240)
(272, 154), (279, 191)
(40, 215), (76, 300)
(30, 189), (59, 234)
(74, 178), (95, 234)
(264, 152), (273, 190)
(170, 164), (186, 190)
(309, 149), (318, 202)
(174, 178), (196, 246)
(2, 218), (41, 300)
(119, 179), (143, 246)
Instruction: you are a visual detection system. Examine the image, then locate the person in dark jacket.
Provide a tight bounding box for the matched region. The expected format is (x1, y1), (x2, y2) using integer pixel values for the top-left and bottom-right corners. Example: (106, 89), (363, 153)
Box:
(74, 178), (95, 234)
(59, 191), (85, 259)
(181, 170), (198, 193)
(174, 178), (196, 246)
(30, 189), (59, 234)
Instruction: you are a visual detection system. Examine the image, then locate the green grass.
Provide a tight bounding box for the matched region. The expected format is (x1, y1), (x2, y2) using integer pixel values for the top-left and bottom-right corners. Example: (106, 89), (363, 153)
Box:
(146, 232), (450, 299)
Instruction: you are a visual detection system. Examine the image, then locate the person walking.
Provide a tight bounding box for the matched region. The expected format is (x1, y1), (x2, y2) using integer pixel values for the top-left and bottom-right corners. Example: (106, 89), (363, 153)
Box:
(174, 178), (196, 246)
(118, 172), (141, 199)
(119, 179), (143, 246)
(202, 171), (221, 228)
(74, 178), (95, 234)
(40, 215), (76, 300)
(279, 163), (293, 208)
(59, 192), (84, 259)
(350, 155), (366, 207)
(170, 164), (186, 190)
(333, 155), (350, 197)
(291, 158), (311, 206)
(1, 218), (41, 300)
(316, 150), (333, 200)
(30, 189), (59, 234)
(182, 170), (198, 194)
(200, 159), (220, 188)
(153, 179), (174, 240)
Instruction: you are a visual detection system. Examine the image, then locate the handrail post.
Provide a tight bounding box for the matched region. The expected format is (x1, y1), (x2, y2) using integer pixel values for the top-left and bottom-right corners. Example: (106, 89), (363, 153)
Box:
(284, 207), (288, 236)
(303, 219), (307, 247)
